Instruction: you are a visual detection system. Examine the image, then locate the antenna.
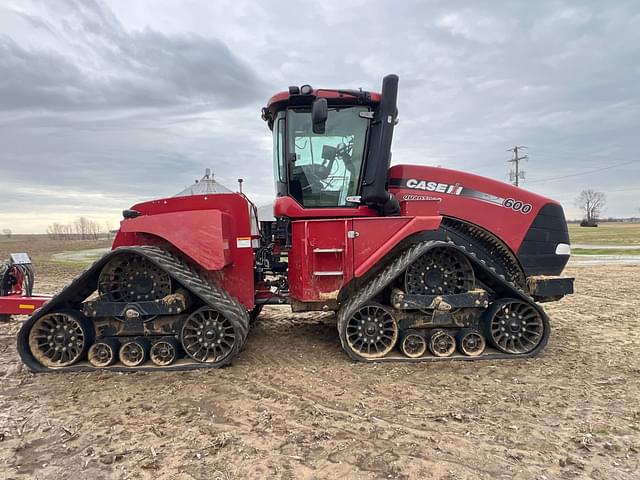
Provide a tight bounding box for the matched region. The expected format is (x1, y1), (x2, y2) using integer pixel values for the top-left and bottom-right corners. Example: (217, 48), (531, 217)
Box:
(237, 178), (244, 194)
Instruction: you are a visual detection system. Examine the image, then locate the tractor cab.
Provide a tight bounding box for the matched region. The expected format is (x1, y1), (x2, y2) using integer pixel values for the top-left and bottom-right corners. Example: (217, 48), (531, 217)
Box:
(262, 75), (400, 217)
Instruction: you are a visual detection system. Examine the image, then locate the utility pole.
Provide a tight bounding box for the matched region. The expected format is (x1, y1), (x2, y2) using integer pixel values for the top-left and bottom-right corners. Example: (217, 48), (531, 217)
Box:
(507, 146), (527, 186)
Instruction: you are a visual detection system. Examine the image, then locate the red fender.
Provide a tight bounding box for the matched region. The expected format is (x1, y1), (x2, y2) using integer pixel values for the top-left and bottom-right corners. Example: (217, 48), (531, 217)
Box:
(117, 209), (232, 270)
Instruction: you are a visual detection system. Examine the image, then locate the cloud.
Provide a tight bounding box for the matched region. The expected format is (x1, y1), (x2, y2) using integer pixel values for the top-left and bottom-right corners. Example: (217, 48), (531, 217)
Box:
(0, 0), (264, 112)
(436, 11), (513, 44)
(0, 0), (639, 233)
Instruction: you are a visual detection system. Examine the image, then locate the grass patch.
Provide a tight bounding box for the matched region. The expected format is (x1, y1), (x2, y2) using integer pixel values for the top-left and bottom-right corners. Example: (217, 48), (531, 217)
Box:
(572, 248), (640, 256)
(568, 222), (640, 246)
(50, 247), (110, 265)
(0, 236), (112, 276)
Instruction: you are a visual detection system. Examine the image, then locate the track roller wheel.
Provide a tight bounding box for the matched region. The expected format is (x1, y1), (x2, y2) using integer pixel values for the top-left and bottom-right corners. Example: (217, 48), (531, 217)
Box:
(400, 331), (427, 358)
(486, 299), (545, 354)
(456, 329), (486, 356)
(181, 306), (240, 364)
(119, 339), (149, 367)
(342, 303), (398, 359)
(150, 338), (179, 366)
(28, 310), (92, 368)
(428, 329), (456, 357)
(88, 339), (120, 367)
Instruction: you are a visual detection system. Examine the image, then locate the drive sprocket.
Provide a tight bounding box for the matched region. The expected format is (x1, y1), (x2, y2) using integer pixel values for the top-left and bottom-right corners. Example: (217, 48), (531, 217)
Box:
(98, 253), (171, 302)
(404, 247), (475, 295)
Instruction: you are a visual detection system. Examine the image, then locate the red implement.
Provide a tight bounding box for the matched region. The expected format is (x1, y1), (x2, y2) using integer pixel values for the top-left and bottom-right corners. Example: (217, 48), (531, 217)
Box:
(0, 293), (51, 317)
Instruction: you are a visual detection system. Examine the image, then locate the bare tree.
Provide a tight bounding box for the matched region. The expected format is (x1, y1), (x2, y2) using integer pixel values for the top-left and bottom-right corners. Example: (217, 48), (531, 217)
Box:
(47, 217), (104, 240)
(46, 223), (57, 240)
(87, 218), (102, 240)
(62, 223), (73, 239)
(47, 222), (68, 240)
(575, 189), (606, 226)
(74, 216), (89, 239)
(2, 228), (11, 239)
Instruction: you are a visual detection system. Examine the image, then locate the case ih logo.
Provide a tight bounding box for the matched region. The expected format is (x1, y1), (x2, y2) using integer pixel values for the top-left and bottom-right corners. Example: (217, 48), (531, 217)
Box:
(393, 177), (533, 214)
(405, 179), (463, 195)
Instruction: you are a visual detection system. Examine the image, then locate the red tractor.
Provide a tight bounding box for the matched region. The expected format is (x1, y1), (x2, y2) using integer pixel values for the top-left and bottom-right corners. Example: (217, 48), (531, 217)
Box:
(16, 75), (573, 372)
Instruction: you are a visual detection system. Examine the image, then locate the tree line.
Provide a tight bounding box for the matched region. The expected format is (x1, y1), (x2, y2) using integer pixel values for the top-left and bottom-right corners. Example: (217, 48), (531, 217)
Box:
(46, 217), (111, 240)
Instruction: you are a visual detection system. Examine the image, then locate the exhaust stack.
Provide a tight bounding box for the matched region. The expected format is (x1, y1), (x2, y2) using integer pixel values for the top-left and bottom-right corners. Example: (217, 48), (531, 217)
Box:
(360, 74), (400, 215)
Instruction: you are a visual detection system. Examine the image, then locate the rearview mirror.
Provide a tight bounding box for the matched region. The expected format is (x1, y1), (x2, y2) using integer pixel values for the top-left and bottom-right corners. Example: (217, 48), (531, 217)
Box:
(312, 98), (328, 134)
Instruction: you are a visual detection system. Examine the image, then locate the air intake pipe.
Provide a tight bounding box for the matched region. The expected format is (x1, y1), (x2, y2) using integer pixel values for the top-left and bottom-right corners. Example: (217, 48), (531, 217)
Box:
(360, 74), (400, 215)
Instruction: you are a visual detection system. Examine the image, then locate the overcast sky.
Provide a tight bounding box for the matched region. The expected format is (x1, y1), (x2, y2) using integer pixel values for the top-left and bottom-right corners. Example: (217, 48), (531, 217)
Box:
(1, 0), (639, 233)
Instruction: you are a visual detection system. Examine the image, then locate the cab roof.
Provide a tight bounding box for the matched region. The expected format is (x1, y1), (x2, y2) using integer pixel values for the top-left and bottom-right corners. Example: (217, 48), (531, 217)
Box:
(262, 87), (381, 129)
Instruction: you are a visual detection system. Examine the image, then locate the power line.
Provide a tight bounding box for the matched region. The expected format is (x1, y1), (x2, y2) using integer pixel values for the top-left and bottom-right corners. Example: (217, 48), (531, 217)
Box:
(525, 160), (635, 184)
(507, 146), (527, 186)
(607, 186), (640, 193)
(545, 186), (640, 199)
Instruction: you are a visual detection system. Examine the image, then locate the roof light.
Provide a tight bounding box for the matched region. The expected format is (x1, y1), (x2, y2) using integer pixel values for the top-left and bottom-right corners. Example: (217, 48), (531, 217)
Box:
(288, 86), (300, 95)
(300, 84), (313, 95)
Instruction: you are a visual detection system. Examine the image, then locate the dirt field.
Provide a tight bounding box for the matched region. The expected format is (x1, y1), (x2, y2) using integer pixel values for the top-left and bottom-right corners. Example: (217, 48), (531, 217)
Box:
(1, 240), (639, 479)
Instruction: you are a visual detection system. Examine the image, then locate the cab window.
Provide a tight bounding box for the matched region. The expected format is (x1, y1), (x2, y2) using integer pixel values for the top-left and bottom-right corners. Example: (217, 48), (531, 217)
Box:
(286, 106), (369, 207)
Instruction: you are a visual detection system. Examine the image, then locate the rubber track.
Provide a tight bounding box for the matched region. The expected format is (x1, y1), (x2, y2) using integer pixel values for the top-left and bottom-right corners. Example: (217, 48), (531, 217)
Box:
(337, 239), (550, 363)
(441, 217), (526, 288)
(17, 246), (249, 373)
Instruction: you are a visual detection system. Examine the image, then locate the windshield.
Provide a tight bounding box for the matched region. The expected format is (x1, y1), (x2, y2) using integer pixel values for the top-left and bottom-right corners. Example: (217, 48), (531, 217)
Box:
(286, 106), (369, 207)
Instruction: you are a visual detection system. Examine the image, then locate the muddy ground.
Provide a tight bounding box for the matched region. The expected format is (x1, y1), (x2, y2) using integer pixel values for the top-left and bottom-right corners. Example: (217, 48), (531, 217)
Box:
(0, 255), (638, 479)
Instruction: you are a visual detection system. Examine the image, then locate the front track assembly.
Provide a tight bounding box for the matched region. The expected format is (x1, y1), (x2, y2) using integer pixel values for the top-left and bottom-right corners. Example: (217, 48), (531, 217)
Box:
(337, 239), (550, 363)
(17, 246), (249, 373)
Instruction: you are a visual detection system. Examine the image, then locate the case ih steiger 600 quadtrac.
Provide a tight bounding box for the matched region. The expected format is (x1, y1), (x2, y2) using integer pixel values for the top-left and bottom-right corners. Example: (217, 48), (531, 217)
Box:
(14, 74), (573, 372)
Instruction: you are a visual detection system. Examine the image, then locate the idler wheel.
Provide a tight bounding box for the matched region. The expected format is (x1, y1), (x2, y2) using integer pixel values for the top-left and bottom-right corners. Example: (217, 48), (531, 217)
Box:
(150, 338), (179, 366)
(344, 303), (398, 359)
(404, 247), (475, 295)
(119, 339), (149, 367)
(181, 307), (239, 363)
(88, 339), (120, 367)
(98, 253), (171, 303)
(486, 299), (545, 354)
(428, 329), (456, 357)
(457, 329), (486, 356)
(28, 310), (92, 367)
(400, 331), (427, 358)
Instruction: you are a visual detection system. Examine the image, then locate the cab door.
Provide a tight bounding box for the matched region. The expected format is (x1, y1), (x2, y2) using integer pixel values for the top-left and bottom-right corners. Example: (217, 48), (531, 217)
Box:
(288, 219), (354, 304)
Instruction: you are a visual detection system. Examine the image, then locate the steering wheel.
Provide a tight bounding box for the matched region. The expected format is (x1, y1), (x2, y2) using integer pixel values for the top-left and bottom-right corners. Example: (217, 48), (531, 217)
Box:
(299, 138), (355, 192)
(300, 164), (330, 191)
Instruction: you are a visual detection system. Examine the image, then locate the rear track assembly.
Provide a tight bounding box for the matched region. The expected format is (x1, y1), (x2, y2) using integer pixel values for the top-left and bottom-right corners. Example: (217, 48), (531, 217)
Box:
(17, 246), (249, 373)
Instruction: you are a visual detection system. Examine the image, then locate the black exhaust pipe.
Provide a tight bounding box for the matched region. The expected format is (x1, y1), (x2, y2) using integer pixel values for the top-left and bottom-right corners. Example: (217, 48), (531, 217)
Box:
(361, 74), (400, 215)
